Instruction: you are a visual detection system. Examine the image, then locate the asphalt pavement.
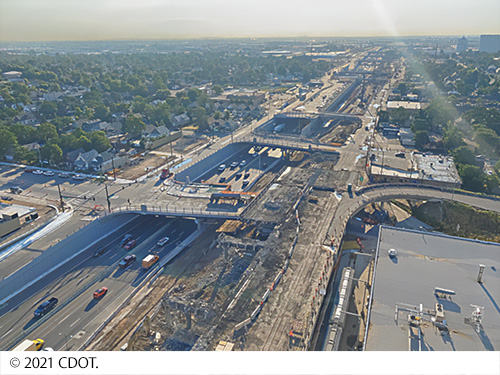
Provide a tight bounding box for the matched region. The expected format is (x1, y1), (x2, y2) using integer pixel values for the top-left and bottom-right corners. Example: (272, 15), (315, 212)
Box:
(0, 215), (197, 350)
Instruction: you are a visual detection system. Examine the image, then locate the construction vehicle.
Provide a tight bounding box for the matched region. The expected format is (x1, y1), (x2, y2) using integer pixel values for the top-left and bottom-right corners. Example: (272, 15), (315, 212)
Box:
(13, 339), (44, 351)
(142, 254), (159, 270)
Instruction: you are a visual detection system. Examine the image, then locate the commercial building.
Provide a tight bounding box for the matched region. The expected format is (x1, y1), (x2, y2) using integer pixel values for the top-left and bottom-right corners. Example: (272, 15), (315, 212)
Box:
(369, 153), (461, 189)
(364, 226), (500, 351)
(479, 35), (500, 53)
(456, 36), (468, 53)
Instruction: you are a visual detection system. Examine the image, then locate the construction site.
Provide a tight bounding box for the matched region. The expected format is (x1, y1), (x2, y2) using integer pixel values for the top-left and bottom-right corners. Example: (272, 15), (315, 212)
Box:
(86, 146), (358, 351)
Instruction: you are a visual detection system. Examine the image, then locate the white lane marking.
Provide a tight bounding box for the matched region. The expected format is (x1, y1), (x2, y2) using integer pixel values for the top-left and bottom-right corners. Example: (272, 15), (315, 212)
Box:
(0, 328), (13, 340)
(58, 313), (72, 325)
(70, 318), (81, 327)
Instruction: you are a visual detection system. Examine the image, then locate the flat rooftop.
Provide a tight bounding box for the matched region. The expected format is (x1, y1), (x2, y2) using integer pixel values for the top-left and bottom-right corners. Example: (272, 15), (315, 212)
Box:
(365, 226), (500, 351)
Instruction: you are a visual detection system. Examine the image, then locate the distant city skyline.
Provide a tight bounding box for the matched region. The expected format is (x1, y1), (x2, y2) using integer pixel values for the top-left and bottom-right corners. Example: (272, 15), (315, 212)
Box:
(1, 0), (500, 42)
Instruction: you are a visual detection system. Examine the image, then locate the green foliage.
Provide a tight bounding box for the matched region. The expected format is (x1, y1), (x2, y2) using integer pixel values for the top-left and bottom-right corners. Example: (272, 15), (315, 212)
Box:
(39, 101), (57, 119)
(443, 126), (465, 151)
(90, 131), (111, 153)
(458, 164), (485, 192)
(123, 115), (145, 136)
(413, 201), (500, 242)
(0, 127), (18, 158)
(37, 123), (59, 143)
(452, 146), (476, 165)
(414, 130), (429, 150)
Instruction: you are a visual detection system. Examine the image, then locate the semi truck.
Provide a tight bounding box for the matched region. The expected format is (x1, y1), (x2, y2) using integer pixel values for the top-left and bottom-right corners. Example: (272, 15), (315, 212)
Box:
(13, 339), (44, 351)
(142, 254), (159, 270)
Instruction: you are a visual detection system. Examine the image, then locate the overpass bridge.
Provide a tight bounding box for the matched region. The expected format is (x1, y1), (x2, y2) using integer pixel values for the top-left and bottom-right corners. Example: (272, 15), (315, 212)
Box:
(236, 135), (340, 154)
(276, 111), (361, 121)
(112, 204), (240, 220)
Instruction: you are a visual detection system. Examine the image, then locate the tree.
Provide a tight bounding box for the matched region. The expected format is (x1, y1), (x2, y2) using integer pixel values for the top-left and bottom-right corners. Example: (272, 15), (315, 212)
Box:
(39, 102), (57, 119)
(495, 160), (500, 175)
(415, 130), (429, 150)
(0, 127), (18, 158)
(223, 110), (230, 120)
(123, 116), (145, 136)
(41, 143), (63, 164)
(36, 123), (59, 143)
(76, 135), (92, 151)
(90, 131), (111, 153)
(212, 85), (223, 95)
(443, 126), (465, 151)
(459, 164), (485, 192)
(453, 146), (476, 165)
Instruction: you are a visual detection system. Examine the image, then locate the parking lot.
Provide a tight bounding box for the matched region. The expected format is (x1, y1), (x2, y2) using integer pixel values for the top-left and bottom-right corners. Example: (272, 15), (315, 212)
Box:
(198, 146), (282, 192)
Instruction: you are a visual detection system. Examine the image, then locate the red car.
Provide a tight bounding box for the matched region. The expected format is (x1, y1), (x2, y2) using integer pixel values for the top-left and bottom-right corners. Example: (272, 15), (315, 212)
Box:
(93, 287), (108, 299)
(124, 239), (137, 251)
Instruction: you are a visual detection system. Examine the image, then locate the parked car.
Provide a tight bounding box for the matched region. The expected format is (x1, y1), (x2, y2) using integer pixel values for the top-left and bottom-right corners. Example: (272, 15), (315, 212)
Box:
(242, 179), (249, 187)
(43, 171), (54, 176)
(93, 287), (108, 299)
(10, 186), (23, 194)
(124, 239), (137, 251)
(218, 164), (226, 173)
(58, 173), (70, 178)
(119, 255), (136, 269)
(120, 234), (133, 247)
(235, 172), (242, 180)
(73, 174), (86, 180)
(240, 160), (247, 167)
(230, 161), (239, 169)
(219, 176), (227, 183)
(92, 248), (106, 257)
(33, 170), (43, 175)
(244, 172), (250, 179)
(1, 196), (13, 201)
(157, 237), (170, 246)
(34, 297), (58, 318)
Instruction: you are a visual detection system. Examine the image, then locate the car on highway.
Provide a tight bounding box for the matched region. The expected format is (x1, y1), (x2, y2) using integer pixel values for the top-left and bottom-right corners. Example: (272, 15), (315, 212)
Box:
(33, 170), (44, 175)
(218, 164), (226, 173)
(73, 174), (87, 180)
(124, 239), (137, 251)
(240, 160), (247, 167)
(93, 287), (108, 299)
(157, 237), (169, 246)
(92, 248), (106, 257)
(253, 152), (259, 158)
(120, 234), (133, 247)
(34, 297), (58, 318)
(219, 176), (227, 183)
(119, 254), (136, 269)
(43, 171), (55, 176)
(230, 161), (239, 169)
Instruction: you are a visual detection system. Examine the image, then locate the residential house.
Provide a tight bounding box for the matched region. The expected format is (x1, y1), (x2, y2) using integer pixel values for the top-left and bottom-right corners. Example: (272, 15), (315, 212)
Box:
(171, 113), (190, 128)
(142, 125), (170, 139)
(73, 149), (100, 171)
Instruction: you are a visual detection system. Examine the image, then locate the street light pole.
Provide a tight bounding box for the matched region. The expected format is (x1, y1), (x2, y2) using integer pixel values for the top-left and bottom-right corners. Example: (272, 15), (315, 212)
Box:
(105, 184), (111, 213)
(57, 183), (65, 212)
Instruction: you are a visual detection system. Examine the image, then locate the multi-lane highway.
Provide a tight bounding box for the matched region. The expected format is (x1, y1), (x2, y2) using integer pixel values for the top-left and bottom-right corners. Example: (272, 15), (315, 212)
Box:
(0, 215), (197, 351)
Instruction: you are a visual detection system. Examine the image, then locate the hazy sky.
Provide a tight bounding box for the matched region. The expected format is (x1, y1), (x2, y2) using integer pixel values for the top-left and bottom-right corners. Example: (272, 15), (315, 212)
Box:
(1, 0), (499, 41)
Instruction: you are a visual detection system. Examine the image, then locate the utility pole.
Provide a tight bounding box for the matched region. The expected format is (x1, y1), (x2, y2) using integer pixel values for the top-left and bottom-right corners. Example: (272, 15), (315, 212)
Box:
(170, 140), (173, 156)
(57, 183), (65, 212)
(105, 184), (111, 213)
(111, 157), (117, 181)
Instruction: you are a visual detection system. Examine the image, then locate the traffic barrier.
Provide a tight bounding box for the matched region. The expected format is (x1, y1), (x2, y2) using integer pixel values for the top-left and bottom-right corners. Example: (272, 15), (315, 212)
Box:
(250, 304), (263, 321)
